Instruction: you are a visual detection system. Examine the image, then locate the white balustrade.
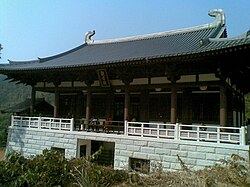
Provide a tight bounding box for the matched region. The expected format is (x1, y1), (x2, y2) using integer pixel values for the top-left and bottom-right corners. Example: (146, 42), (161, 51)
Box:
(11, 115), (247, 145)
(11, 115), (73, 131)
(125, 121), (246, 145)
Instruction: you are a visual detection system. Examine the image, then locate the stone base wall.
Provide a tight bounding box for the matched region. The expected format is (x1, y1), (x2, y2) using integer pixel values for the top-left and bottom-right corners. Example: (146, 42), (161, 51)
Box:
(6, 127), (250, 172)
(114, 137), (250, 171)
(6, 127), (78, 159)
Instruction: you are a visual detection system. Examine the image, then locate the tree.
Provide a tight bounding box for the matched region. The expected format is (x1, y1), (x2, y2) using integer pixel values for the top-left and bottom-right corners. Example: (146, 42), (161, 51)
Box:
(0, 44), (2, 59)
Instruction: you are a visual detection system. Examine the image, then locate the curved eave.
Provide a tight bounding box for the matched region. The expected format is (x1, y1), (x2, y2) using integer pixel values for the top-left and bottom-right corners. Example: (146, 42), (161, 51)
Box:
(1, 41), (249, 74)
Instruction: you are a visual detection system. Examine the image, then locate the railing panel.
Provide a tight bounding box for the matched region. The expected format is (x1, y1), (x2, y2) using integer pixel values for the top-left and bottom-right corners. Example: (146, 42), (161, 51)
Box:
(11, 116), (246, 145)
(12, 116), (73, 131)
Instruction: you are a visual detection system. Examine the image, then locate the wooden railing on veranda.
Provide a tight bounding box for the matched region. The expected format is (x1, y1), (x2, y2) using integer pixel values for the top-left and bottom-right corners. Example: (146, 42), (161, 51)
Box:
(11, 116), (74, 131)
(125, 121), (247, 145)
(10, 116), (247, 145)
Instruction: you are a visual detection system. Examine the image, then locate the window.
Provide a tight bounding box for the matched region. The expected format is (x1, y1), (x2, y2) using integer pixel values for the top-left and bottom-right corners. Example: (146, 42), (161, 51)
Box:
(130, 158), (150, 174)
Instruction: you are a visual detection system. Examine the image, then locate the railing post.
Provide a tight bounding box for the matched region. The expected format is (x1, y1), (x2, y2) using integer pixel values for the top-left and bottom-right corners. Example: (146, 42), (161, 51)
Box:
(197, 126), (200, 142)
(124, 120), (128, 136)
(70, 118), (74, 131)
(11, 115), (14, 127)
(240, 126), (246, 145)
(174, 122), (180, 140)
(217, 128), (220, 143)
(38, 117), (41, 129)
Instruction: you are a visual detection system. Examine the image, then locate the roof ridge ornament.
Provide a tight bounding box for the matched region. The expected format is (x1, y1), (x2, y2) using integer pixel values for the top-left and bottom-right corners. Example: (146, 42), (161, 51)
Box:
(208, 9), (225, 26)
(85, 30), (95, 44)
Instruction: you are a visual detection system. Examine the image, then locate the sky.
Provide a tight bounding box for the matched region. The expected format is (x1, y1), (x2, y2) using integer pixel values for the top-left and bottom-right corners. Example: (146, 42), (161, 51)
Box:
(0, 0), (250, 63)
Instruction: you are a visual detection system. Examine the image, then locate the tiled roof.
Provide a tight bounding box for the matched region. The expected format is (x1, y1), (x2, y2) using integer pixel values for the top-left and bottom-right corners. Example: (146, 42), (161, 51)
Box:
(1, 9), (249, 72)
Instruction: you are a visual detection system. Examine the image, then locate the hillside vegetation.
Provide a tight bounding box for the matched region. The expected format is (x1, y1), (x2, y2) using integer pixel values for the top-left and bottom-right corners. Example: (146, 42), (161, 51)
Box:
(0, 150), (250, 187)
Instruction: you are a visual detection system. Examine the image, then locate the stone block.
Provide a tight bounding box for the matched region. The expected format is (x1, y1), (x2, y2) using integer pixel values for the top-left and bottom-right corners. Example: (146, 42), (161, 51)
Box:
(45, 132), (55, 137)
(45, 141), (54, 147)
(120, 150), (133, 157)
(36, 140), (45, 146)
(163, 142), (179, 150)
(115, 144), (127, 150)
(188, 152), (206, 159)
(31, 144), (41, 150)
(55, 133), (65, 138)
(134, 140), (148, 146)
(171, 150), (188, 157)
(181, 157), (197, 165)
(133, 152), (148, 160)
(120, 139), (134, 145)
(206, 153), (225, 161)
(170, 163), (182, 170)
(28, 139), (36, 144)
(33, 136), (41, 140)
(197, 146), (215, 153)
(215, 147), (238, 156)
(48, 137), (59, 142)
(196, 159), (215, 167)
(141, 147), (155, 154)
(180, 144), (197, 151)
(162, 155), (178, 163)
(155, 148), (171, 155)
(148, 141), (163, 148)
(148, 153), (162, 161)
(238, 150), (249, 160)
(127, 145), (141, 152)
(25, 134), (33, 139)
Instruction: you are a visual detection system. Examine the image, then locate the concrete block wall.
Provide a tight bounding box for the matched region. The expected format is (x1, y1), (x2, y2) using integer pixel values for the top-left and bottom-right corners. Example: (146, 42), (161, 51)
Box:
(114, 136), (250, 171)
(6, 127), (250, 172)
(6, 127), (78, 159)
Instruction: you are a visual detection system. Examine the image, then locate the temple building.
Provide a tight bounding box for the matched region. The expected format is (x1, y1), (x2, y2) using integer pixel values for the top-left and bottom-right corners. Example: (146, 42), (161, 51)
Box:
(1, 9), (250, 171)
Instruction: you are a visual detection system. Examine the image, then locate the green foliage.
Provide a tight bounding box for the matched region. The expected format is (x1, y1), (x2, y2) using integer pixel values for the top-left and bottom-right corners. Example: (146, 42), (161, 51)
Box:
(70, 149), (129, 187)
(0, 151), (250, 187)
(0, 149), (71, 187)
(245, 93), (250, 120)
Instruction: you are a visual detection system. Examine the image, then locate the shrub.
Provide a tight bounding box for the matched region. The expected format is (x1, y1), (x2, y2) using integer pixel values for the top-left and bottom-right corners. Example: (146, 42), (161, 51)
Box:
(0, 149), (72, 187)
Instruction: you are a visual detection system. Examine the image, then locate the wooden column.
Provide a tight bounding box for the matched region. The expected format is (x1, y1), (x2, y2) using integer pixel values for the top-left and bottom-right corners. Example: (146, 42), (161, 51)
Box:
(84, 76), (94, 126)
(30, 85), (36, 116)
(171, 82), (177, 123)
(182, 89), (192, 124)
(140, 90), (149, 122)
(54, 84), (60, 117)
(124, 85), (130, 121)
(85, 86), (92, 125)
(121, 73), (133, 121)
(105, 91), (114, 118)
(220, 85), (227, 127)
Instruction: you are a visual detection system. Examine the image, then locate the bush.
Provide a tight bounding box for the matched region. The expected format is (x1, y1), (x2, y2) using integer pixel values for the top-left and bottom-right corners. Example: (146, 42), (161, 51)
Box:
(0, 151), (249, 187)
(0, 149), (71, 187)
(69, 156), (129, 187)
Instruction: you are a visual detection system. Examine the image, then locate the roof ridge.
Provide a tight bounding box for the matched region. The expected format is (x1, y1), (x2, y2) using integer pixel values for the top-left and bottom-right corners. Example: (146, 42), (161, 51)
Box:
(90, 9), (225, 45)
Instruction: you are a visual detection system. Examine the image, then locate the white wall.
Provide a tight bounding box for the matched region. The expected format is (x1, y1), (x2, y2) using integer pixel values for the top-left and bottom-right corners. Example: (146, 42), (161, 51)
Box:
(6, 127), (249, 172)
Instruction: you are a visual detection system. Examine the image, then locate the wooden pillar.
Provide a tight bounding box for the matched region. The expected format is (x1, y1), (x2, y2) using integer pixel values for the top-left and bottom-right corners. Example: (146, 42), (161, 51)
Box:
(85, 86), (92, 125)
(182, 89), (192, 124)
(54, 85), (60, 117)
(30, 85), (36, 116)
(171, 82), (177, 123)
(105, 91), (114, 118)
(124, 85), (130, 121)
(121, 73), (133, 121)
(220, 85), (227, 127)
(140, 90), (149, 122)
(242, 94), (246, 125)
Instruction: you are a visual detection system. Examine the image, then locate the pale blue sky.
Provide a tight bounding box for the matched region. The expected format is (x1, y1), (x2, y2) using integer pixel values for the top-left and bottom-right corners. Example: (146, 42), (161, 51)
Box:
(1, 0), (250, 63)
